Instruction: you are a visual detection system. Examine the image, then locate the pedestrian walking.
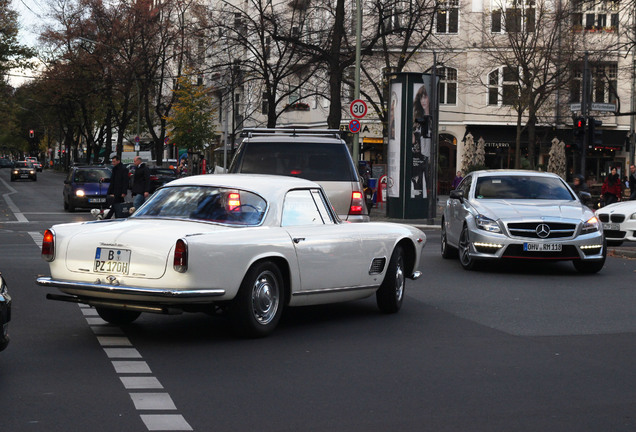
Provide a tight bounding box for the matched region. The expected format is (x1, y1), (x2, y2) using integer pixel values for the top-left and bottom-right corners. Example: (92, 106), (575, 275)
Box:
(131, 156), (151, 209)
(628, 164), (636, 200)
(601, 167), (621, 207)
(105, 155), (129, 219)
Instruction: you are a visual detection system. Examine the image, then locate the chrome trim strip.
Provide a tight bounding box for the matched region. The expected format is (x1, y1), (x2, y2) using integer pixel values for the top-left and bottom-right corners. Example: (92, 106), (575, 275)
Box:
(36, 277), (225, 299)
(292, 285), (377, 297)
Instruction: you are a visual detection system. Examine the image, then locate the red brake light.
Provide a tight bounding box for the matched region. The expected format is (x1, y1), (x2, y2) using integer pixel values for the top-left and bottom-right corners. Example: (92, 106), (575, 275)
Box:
(227, 192), (241, 211)
(349, 191), (364, 215)
(173, 239), (188, 273)
(290, 170), (302, 175)
(42, 229), (55, 261)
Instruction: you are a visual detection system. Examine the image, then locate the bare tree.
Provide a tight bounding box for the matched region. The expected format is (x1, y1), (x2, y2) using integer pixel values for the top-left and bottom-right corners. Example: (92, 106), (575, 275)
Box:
(469, 0), (584, 169)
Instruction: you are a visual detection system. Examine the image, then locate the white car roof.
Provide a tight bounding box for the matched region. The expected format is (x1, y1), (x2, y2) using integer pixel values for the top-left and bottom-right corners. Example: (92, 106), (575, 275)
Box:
(166, 173), (321, 196)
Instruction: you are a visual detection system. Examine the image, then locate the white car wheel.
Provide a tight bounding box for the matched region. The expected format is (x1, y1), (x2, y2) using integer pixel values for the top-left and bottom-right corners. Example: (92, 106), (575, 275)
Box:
(231, 261), (284, 338)
(376, 246), (405, 314)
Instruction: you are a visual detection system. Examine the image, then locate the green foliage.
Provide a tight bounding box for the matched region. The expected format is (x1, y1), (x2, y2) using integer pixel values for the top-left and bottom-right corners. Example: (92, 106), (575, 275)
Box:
(164, 70), (216, 152)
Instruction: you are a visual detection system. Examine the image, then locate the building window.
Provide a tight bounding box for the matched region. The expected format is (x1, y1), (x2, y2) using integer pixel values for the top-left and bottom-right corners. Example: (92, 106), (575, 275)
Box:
(570, 63), (618, 104)
(491, 0), (535, 33)
(573, 0), (619, 32)
(438, 67), (457, 105)
(383, 0), (405, 32)
(488, 66), (518, 106)
(436, 0), (459, 34)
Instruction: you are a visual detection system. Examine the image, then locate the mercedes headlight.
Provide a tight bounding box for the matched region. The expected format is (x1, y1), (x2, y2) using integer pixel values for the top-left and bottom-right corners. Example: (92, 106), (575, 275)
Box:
(630, 212), (636, 220)
(475, 215), (501, 233)
(582, 216), (600, 233)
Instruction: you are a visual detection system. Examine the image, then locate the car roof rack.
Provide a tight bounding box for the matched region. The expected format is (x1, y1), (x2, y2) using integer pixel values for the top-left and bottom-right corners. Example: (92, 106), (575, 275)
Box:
(240, 128), (344, 139)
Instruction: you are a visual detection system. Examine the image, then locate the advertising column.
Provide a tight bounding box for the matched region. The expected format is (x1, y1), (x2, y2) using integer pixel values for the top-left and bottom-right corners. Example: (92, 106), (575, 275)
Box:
(387, 73), (435, 219)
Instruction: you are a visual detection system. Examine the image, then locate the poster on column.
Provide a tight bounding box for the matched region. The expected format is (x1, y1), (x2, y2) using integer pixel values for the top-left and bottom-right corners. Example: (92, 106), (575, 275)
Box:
(387, 82), (402, 198)
(411, 79), (431, 199)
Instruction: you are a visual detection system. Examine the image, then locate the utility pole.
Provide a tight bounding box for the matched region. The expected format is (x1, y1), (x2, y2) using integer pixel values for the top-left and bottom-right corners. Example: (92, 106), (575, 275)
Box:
(581, 52), (589, 177)
(352, 0), (362, 162)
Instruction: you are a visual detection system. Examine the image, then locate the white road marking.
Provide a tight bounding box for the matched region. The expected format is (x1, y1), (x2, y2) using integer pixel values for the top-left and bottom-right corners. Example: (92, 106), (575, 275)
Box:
(120, 376), (164, 389)
(130, 393), (177, 410)
(140, 414), (193, 431)
(32, 231), (194, 431)
(0, 177), (28, 222)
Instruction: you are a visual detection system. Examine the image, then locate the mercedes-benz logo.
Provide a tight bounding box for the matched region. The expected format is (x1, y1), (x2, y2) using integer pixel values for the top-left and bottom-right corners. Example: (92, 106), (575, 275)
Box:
(536, 223), (551, 238)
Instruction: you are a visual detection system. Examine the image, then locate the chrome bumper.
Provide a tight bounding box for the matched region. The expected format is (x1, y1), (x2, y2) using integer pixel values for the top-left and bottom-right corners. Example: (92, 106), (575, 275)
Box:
(36, 277), (226, 300)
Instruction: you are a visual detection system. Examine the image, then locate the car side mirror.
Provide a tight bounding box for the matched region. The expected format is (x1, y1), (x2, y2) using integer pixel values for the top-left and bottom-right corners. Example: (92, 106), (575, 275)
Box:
(450, 189), (464, 202)
(578, 191), (591, 204)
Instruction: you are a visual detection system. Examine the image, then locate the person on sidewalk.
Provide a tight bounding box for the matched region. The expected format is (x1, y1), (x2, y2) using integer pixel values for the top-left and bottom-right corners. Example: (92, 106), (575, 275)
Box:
(105, 154), (129, 219)
(601, 167), (621, 207)
(131, 156), (151, 209)
(628, 164), (636, 200)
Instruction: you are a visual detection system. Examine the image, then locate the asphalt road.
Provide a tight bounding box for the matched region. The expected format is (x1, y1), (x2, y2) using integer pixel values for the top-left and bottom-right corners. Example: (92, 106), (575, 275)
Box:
(1, 169), (636, 431)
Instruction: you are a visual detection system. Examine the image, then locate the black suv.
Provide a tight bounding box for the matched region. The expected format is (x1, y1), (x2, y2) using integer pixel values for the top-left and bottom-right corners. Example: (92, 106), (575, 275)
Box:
(229, 129), (369, 222)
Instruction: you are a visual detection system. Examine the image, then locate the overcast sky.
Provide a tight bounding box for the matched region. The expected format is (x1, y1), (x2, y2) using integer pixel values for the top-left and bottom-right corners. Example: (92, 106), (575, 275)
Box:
(9, 0), (49, 85)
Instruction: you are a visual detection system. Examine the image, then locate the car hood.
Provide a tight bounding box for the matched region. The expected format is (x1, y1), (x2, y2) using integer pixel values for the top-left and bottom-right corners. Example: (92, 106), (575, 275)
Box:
(471, 199), (592, 222)
(71, 182), (110, 195)
(60, 219), (235, 279)
(596, 200), (636, 214)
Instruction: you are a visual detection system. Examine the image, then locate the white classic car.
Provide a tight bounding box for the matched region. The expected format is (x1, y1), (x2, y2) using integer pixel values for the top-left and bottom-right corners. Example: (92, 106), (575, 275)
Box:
(37, 174), (426, 337)
(595, 200), (636, 245)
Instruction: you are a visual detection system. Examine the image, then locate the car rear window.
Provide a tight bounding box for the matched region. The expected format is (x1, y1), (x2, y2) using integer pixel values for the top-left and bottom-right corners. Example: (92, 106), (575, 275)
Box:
(231, 141), (356, 182)
(133, 186), (266, 226)
(475, 176), (575, 200)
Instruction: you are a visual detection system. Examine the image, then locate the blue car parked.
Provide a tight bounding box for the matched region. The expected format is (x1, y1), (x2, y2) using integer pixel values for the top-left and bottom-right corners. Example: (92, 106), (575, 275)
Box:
(63, 166), (112, 212)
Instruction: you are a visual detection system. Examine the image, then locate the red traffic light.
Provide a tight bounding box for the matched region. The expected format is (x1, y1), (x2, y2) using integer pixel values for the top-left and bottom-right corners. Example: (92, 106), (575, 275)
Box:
(29, 129), (34, 138)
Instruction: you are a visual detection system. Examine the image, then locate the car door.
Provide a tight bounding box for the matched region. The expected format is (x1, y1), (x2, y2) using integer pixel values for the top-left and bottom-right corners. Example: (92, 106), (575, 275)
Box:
(447, 174), (473, 246)
(282, 189), (364, 292)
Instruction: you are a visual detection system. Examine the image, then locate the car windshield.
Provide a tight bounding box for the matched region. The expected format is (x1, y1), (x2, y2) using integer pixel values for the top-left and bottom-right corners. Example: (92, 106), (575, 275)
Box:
(132, 186), (267, 226)
(15, 162), (31, 168)
(474, 175), (575, 200)
(75, 168), (111, 183)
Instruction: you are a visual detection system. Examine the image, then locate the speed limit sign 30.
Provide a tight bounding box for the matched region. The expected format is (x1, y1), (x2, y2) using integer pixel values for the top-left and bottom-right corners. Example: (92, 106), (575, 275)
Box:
(350, 99), (367, 119)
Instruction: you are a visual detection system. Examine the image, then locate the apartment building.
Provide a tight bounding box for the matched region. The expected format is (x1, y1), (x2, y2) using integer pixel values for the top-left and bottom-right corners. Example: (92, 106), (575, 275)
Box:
(214, 0), (634, 189)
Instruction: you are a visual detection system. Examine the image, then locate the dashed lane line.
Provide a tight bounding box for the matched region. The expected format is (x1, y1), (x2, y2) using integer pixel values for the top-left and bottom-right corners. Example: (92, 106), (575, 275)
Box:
(33, 232), (194, 431)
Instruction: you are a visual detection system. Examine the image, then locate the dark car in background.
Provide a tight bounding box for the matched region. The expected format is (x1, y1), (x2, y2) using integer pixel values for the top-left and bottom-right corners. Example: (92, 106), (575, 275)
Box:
(11, 161), (37, 181)
(128, 165), (178, 194)
(63, 166), (111, 212)
(25, 157), (43, 172)
(0, 273), (11, 352)
(148, 167), (178, 193)
(0, 158), (13, 169)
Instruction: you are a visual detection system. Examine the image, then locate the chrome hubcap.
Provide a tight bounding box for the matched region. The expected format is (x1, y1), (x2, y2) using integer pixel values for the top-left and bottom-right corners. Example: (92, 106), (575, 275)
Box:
(395, 260), (404, 301)
(251, 271), (279, 325)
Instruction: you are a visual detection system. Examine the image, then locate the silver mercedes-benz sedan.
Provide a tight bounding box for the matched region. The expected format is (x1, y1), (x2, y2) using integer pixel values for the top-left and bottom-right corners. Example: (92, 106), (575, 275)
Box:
(441, 170), (605, 273)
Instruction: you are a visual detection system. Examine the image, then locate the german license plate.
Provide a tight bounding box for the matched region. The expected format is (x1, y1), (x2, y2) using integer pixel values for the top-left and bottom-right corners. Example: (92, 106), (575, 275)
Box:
(88, 198), (106, 203)
(523, 243), (562, 252)
(94, 247), (131, 275)
(603, 223), (619, 231)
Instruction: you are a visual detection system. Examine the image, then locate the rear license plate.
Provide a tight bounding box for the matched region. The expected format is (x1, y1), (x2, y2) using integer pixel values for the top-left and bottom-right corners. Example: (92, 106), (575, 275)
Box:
(88, 198), (106, 203)
(603, 223), (619, 231)
(94, 247), (131, 275)
(523, 243), (562, 252)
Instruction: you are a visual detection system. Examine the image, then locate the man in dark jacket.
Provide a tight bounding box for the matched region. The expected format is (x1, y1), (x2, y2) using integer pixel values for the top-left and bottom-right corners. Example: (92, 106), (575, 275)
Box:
(629, 164), (636, 200)
(105, 154), (129, 219)
(131, 156), (151, 209)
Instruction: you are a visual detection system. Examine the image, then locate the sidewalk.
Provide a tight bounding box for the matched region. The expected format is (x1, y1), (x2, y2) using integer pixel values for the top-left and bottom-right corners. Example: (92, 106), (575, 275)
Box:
(368, 195), (446, 229)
